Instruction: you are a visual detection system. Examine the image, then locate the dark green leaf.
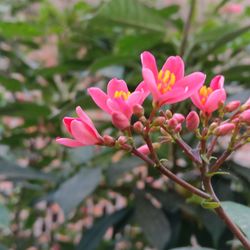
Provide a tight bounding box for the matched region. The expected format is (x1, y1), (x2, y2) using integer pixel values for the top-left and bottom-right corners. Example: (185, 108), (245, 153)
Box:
(77, 207), (133, 250)
(0, 76), (22, 91)
(135, 191), (171, 250)
(221, 201), (250, 239)
(51, 168), (102, 216)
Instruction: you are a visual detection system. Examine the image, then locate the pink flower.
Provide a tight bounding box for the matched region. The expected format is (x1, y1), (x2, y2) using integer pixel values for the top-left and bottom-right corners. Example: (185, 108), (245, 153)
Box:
(186, 111), (200, 131)
(88, 79), (149, 124)
(141, 51), (205, 106)
(137, 144), (150, 155)
(111, 112), (130, 130)
(191, 75), (226, 114)
(56, 106), (103, 147)
(221, 3), (243, 14)
(215, 123), (235, 136)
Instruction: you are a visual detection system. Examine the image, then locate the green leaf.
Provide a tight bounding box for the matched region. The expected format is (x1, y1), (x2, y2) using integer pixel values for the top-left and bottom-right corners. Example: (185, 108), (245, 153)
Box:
(221, 201), (250, 239)
(0, 22), (43, 38)
(135, 191), (171, 250)
(0, 203), (10, 229)
(51, 168), (102, 216)
(106, 158), (144, 186)
(0, 158), (55, 182)
(76, 207), (133, 250)
(95, 0), (166, 33)
(115, 33), (162, 56)
(0, 76), (22, 91)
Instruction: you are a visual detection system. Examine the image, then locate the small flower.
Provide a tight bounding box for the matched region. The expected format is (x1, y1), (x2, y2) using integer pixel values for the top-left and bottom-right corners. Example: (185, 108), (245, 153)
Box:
(186, 111), (200, 131)
(214, 123), (235, 136)
(191, 75), (226, 114)
(88, 79), (149, 124)
(111, 112), (130, 130)
(141, 51), (205, 106)
(225, 101), (241, 112)
(173, 113), (185, 123)
(56, 106), (103, 147)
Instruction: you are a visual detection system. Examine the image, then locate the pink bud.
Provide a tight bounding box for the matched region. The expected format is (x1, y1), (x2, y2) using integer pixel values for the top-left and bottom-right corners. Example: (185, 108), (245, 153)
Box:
(103, 135), (115, 146)
(137, 144), (150, 155)
(225, 101), (241, 112)
(133, 121), (144, 133)
(174, 124), (182, 133)
(133, 104), (144, 117)
(239, 110), (250, 124)
(215, 123), (235, 136)
(173, 113), (185, 123)
(112, 112), (130, 130)
(168, 118), (178, 129)
(154, 117), (166, 126)
(117, 136), (127, 145)
(186, 111), (200, 131)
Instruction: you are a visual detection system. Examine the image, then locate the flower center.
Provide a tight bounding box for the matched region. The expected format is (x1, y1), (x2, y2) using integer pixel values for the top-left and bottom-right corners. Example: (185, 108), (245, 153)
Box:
(199, 86), (213, 104)
(157, 70), (176, 94)
(114, 90), (131, 100)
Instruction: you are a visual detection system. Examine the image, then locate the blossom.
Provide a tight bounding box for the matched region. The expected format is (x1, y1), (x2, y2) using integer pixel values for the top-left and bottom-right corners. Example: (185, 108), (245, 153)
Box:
(186, 111), (200, 131)
(56, 106), (103, 147)
(88, 79), (149, 124)
(141, 51), (205, 106)
(215, 123), (235, 136)
(191, 75), (226, 114)
(221, 3), (243, 14)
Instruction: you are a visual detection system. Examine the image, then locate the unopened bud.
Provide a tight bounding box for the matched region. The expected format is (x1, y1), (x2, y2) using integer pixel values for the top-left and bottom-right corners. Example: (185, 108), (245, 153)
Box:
(153, 117), (166, 126)
(225, 101), (241, 112)
(137, 144), (150, 155)
(168, 118), (178, 129)
(117, 136), (127, 145)
(173, 113), (185, 123)
(165, 110), (172, 119)
(133, 104), (144, 117)
(112, 112), (130, 130)
(133, 121), (144, 133)
(209, 122), (218, 132)
(186, 111), (200, 131)
(103, 135), (115, 146)
(241, 97), (250, 111)
(174, 123), (182, 133)
(239, 110), (250, 124)
(214, 123), (235, 136)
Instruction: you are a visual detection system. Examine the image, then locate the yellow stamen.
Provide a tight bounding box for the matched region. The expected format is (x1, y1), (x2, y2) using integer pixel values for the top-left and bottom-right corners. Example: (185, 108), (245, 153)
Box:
(157, 69), (176, 94)
(163, 70), (170, 83)
(114, 90), (131, 100)
(199, 86), (213, 104)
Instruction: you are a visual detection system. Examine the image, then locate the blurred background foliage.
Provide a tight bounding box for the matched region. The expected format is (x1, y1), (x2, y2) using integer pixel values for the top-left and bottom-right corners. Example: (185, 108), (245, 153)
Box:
(0, 0), (250, 249)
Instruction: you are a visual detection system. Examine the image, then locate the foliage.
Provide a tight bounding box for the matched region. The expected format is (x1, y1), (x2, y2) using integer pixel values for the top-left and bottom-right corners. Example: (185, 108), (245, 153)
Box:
(0, 0), (250, 249)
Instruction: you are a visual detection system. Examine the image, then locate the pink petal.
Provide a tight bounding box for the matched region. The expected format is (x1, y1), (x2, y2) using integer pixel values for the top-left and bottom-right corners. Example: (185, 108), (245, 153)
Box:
(140, 51), (158, 80)
(142, 68), (160, 101)
(56, 138), (84, 147)
(71, 120), (98, 145)
(107, 99), (132, 119)
(63, 117), (74, 134)
(127, 91), (143, 107)
(204, 89), (227, 113)
(210, 75), (224, 90)
(162, 56), (184, 81)
(191, 93), (204, 111)
(88, 87), (111, 114)
(111, 112), (130, 130)
(107, 78), (129, 98)
(135, 81), (150, 101)
(75, 106), (100, 138)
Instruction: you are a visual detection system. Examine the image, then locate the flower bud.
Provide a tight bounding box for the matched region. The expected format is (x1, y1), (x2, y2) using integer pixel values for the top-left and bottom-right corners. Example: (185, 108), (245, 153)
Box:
(241, 97), (250, 110)
(133, 104), (144, 117)
(225, 101), (241, 112)
(112, 112), (130, 130)
(173, 113), (185, 123)
(137, 144), (150, 155)
(214, 123), (235, 136)
(174, 123), (182, 133)
(165, 110), (172, 119)
(153, 117), (166, 126)
(239, 110), (250, 124)
(103, 135), (115, 146)
(168, 118), (178, 129)
(186, 111), (200, 131)
(133, 121), (144, 133)
(117, 136), (127, 145)
(209, 122), (218, 132)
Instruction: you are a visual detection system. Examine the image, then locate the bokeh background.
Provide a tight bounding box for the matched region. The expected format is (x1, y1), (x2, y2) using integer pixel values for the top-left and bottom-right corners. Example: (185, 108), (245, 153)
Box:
(0, 0), (250, 249)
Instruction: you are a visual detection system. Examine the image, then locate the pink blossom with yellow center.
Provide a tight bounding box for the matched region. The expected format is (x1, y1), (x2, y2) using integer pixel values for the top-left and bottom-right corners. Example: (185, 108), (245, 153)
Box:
(191, 75), (226, 114)
(141, 51), (206, 106)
